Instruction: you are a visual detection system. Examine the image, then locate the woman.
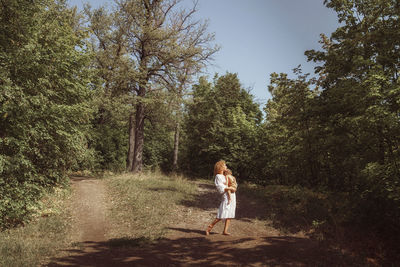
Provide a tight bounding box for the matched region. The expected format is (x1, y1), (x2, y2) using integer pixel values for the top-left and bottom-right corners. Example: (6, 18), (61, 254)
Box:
(205, 160), (237, 235)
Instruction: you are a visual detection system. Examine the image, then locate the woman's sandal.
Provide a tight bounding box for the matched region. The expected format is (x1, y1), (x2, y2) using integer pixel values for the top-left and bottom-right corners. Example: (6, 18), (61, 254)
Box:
(205, 225), (213, 236)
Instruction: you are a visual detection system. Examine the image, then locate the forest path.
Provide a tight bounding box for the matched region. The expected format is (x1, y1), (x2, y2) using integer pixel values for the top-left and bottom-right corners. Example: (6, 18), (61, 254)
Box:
(48, 177), (111, 266)
(157, 181), (339, 266)
(69, 177), (108, 244)
(48, 177), (347, 266)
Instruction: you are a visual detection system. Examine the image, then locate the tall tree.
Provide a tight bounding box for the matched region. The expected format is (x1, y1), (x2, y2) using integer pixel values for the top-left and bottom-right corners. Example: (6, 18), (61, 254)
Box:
(306, 0), (400, 188)
(182, 76), (214, 175)
(259, 70), (319, 186)
(184, 73), (262, 178)
(305, 0), (400, 231)
(115, 0), (218, 173)
(85, 5), (133, 171)
(170, 61), (199, 172)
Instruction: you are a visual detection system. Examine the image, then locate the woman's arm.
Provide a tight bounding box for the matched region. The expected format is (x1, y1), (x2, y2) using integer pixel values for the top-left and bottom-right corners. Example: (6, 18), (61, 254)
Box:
(215, 175), (227, 194)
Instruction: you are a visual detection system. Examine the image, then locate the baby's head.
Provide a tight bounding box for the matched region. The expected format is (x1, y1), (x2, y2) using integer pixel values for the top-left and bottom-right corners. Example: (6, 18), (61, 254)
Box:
(223, 169), (232, 176)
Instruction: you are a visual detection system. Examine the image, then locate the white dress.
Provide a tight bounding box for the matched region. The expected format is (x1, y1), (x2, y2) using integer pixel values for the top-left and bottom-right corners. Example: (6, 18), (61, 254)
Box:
(215, 174), (236, 219)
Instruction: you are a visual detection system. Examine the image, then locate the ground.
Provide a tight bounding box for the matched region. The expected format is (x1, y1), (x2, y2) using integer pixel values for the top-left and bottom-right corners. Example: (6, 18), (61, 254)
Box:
(46, 177), (364, 266)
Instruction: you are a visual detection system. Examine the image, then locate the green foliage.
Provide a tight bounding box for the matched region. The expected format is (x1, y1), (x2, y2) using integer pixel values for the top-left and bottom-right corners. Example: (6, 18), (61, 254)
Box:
(255, 0), (400, 238)
(90, 0), (218, 172)
(0, 0), (94, 228)
(257, 70), (319, 186)
(89, 95), (130, 171)
(84, 4), (133, 172)
(141, 90), (178, 172)
(307, 0), (400, 235)
(183, 73), (262, 178)
(241, 0), (400, 244)
(143, 118), (174, 172)
(91, 122), (128, 172)
(240, 184), (337, 234)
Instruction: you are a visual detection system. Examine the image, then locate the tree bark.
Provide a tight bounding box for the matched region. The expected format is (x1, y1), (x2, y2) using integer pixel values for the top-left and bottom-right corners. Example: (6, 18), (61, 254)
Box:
(131, 99), (145, 173)
(126, 112), (135, 171)
(172, 121), (180, 171)
(378, 125), (385, 165)
(131, 35), (148, 173)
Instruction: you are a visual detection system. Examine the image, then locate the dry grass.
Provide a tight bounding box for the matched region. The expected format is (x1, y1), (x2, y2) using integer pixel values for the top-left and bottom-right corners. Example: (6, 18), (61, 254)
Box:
(105, 171), (197, 245)
(0, 186), (72, 267)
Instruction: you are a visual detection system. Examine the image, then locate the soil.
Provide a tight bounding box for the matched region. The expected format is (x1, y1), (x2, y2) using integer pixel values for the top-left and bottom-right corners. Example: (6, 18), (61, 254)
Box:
(47, 177), (366, 267)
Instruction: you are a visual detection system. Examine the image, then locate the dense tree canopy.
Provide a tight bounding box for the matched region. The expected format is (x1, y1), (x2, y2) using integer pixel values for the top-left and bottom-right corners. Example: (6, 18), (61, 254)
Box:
(183, 73), (262, 178)
(304, 0), (400, 233)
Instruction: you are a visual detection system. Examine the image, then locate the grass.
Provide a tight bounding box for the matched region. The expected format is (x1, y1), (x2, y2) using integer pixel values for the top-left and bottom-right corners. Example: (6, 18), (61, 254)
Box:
(0, 186), (72, 267)
(1, 171), (391, 265)
(239, 182), (395, 265)
(239, 183), (366, 244)
(240, 184), (333, 234)
(105, 171), (197, 245)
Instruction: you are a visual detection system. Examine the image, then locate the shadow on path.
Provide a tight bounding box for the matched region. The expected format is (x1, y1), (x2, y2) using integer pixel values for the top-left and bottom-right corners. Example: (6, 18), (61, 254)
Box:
(180, 183), (219, 211)
(167, 227), (207, 235)
(48, 234), (359, 266)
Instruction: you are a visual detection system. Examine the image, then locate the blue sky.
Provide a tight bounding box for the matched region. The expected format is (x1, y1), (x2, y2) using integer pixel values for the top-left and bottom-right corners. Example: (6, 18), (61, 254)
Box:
(69, 0), (340, 105)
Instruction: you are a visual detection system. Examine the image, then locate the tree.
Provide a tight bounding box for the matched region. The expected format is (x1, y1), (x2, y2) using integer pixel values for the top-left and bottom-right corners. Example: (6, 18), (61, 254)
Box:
(182, 76), (215, 175)
(169, 61), (199, 172)
(142, 90), (175, 170)
(114, 0), (218, 173)
(85, 5), (133, 171)
(259, 69), (319, 186)
(305, 0), (400, 233)
(0, 0), (93, 228)
(183, 73), (262, 178)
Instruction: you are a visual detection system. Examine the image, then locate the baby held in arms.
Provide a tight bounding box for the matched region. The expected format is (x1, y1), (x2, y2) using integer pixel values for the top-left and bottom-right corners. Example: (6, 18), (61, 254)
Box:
(223, 169), (237, 204)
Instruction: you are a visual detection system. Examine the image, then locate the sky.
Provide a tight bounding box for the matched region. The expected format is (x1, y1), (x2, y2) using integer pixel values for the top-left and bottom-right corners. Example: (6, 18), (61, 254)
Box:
(68, 0), (340, 105)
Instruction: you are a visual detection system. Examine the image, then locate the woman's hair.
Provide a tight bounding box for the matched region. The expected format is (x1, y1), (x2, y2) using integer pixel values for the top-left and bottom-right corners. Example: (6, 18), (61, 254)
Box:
(214, 160), (226, 176)
(223, 169), (232, 176)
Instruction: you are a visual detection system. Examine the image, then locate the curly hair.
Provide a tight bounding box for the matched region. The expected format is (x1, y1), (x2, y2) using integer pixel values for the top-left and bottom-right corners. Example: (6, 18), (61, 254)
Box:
(214, 160), (226, 176)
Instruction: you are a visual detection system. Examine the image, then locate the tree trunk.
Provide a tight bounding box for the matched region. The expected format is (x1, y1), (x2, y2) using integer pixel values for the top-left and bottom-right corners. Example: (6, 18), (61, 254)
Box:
(131, 100), (145, 173)
(126, 112), (135, 171)
(305, 118), (317, 185)
(172, 121), (180, 171)
(378, 125), (385, 165)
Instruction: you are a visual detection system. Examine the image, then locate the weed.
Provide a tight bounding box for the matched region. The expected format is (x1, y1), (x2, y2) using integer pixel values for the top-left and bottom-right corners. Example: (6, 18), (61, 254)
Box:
(0, 186), (72, 267)
(105, 172), (197, 242)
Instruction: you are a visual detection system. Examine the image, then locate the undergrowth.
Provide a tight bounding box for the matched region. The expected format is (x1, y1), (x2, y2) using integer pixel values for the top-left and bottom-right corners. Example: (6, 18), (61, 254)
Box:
(0, 185), (72, 267)
(239, 183), (399, 265)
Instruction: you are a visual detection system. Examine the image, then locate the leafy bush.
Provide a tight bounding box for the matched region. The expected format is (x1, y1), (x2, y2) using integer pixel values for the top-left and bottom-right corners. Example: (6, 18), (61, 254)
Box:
(0, 0), (93, 228)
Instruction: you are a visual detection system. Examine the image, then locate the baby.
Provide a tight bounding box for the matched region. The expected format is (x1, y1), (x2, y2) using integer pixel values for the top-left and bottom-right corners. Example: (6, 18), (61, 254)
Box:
(223, 169), (237, 204)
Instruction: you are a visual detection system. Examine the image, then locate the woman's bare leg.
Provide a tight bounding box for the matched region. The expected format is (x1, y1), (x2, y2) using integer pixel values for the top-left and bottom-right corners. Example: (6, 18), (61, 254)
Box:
(223, 219), (231, 235)
(205, 218), (221, 235)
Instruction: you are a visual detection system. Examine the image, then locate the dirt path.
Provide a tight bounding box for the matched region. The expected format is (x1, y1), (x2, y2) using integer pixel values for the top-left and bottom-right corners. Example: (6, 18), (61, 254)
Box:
(70, 177), (108, 244)
(48, 177), (110, 266)
(48, 178), (352, 266)
(147, 182), (341, 266)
